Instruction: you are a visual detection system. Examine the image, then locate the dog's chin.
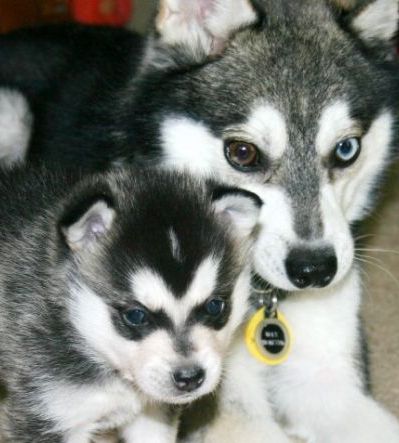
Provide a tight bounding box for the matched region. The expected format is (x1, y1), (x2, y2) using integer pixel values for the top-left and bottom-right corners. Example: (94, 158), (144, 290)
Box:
(136, 376), (219, 405)
(252, 269), (296, 293)
(144, 387), (212, 405)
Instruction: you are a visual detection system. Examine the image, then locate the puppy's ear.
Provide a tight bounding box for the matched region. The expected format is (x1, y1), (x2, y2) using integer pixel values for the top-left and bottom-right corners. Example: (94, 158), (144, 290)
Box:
(60, 195), (115, 252)
(332, 0), (398, 44)
(212, 187), (262, 238)
(156, 0), (257, 58)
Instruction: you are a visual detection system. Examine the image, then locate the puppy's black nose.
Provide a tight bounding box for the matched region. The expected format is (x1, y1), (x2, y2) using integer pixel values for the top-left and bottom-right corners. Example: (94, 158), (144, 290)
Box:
(172, 366), (205, 392)
(285, 247), (337, 289)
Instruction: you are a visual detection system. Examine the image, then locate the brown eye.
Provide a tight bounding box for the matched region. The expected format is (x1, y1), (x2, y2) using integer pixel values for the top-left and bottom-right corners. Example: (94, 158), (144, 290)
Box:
(224, 140), (260, 171)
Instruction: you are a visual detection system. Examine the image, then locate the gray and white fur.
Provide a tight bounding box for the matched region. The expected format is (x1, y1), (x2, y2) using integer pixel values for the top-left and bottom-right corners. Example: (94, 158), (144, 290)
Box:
(0, 0), (398, 442)
(147, 1), (399, 442)
(0, 167), (261, 442)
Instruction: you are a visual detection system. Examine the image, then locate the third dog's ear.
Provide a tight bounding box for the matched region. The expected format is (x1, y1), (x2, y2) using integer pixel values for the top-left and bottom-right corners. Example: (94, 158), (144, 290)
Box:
(60, 196), (115, 252)
(212, 187), (262, 239)
(333, 0), (398, 44)
(156, 0), (257, 58)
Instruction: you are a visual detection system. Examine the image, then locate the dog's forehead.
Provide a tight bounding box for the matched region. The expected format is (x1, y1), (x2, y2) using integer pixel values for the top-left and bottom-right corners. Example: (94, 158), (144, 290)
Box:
(154, 0), (390, 155)
(190, 5), (379, 133)
(129, 255), (221, 312)
(190, 22), (388, 170)
(107, 179), (230, 297)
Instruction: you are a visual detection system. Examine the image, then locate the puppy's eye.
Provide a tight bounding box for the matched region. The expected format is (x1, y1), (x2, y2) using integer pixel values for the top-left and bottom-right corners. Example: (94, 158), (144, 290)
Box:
(123, 308), (149, 326)
(224, 140), (260, 171)
(333, 137), (361, 168)
(205, 298), (225, 316)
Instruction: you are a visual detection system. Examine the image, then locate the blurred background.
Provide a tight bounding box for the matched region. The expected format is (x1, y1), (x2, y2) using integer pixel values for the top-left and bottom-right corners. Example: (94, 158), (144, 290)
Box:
(0, 0), (156, 33)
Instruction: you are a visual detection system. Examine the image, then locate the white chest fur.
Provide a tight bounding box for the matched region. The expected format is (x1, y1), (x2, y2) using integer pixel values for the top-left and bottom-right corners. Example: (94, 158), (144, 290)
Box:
(38, 378), (142, 440)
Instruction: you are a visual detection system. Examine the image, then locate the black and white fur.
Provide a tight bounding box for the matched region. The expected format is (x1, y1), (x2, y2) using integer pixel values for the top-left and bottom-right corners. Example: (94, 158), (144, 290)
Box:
(0, 166), (260, 442)
(0, 1), (399, 442)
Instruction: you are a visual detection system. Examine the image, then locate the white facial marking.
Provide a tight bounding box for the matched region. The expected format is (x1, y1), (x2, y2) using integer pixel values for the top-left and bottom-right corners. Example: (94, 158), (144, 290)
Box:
(168, 228), (183, 262)
(161, 117), (226, 178)
(243, 184), (299, 290)
(334, 111), (393, 221)
(67, 277), (230, 404)
(67, 249), (250, 406)
(242, 108), (393, 290)
(130, 268), (172, 312)
(316, 101), (360, 157)
(161, 104), (393, 292)
(229, 104), (288, 160)
(0, 88), (32, 167)
(130, 256), (221, 325)
(161, 106), (287, 183)
(318, 184), (354, 283)
(186, 254), (221, 306)
(68, 283), (135, 372)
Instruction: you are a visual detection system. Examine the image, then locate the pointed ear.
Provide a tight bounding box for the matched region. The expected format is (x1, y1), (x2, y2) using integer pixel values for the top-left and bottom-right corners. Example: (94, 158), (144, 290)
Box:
(212, 187), (262, 238)
(60, 197), (115, 252)
(353, 0), (398, 42)
(156, 0), (257, 58)
(336, 0), (399, 43)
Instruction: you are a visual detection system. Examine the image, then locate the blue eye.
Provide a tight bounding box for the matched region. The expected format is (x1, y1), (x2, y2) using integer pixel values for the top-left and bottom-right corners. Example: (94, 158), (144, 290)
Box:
(205, 298), (225, 316)
(123, 308), (148, 326)
(334, 137), (361, 167)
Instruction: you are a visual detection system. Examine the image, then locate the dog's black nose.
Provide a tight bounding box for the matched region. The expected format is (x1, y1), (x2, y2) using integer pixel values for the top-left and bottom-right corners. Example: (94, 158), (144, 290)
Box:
(285, 247), (337, 289)
(172, 366), (205, 392)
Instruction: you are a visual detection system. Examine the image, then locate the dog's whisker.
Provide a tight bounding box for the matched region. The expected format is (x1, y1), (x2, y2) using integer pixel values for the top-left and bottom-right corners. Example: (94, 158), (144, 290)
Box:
(357, 266), (370, 282)
(355, 247), (399, 255)
(354, 234), (376, 241)
(355, 257), (399, 289)
(355, 253), (385, 266)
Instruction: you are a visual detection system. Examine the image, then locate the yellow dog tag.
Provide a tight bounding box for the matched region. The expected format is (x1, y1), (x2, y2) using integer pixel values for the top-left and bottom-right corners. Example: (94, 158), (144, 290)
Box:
(245, 307), (292, 366)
